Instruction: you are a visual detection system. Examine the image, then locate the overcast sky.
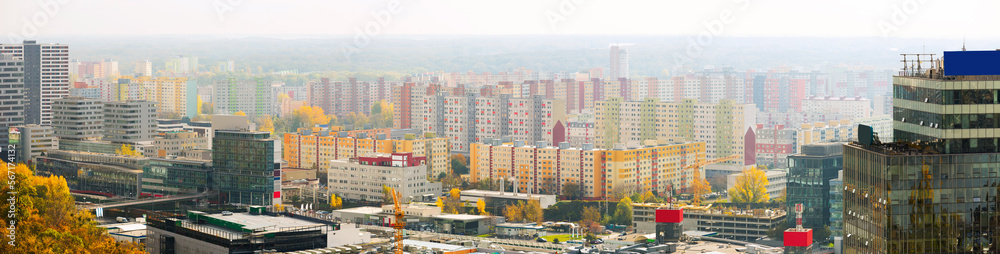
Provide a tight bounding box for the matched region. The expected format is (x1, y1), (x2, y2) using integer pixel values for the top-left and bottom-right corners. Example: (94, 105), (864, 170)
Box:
(2, 0), (997, 39)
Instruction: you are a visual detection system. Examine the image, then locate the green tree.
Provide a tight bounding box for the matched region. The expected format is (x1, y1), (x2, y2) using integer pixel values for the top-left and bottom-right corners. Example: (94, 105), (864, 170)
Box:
(562, 182), (581, 200)
(613, 197), (633, 226)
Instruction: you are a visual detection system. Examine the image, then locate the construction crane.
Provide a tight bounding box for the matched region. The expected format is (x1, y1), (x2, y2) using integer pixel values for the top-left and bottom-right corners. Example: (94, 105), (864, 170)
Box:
(682, 154), (741, 171)
(389, 187), (405, 254)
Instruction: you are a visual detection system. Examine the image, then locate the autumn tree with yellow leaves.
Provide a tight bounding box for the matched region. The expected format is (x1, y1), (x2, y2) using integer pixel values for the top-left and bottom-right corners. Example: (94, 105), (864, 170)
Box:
(689, 169), (711, 205)
(476, 198), (488, 215)
(116, 144), (141, 157)
(329, 194), (343, 210)
(1, 163), (146, 253)
(728, 166), (771, 203)
(256, 115), (275, 134)
(234, 111), (247, 116)
(292, 105), (332, 128)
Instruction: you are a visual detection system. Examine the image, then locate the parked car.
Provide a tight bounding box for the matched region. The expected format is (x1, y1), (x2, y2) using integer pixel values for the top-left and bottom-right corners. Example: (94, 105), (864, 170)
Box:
(222, 211), (234, 216)
(536, 238), (547, 242)
(590, 239), (604, 244)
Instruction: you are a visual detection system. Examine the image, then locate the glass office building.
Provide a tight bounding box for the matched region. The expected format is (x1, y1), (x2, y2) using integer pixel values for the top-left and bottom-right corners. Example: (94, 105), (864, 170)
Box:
(786, 142), (844, 232)
(845, 52), (1000, 253)
(212, 130), (277, 206)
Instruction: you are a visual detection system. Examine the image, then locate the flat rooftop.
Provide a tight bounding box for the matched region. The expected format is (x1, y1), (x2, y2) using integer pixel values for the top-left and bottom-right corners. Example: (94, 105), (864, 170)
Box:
(177, 212), (328, 240)
(402, 239), (474, 252)
(432, 214), (487, 221)
(460, 189), (555, 199)
(335, 206), (383, 215)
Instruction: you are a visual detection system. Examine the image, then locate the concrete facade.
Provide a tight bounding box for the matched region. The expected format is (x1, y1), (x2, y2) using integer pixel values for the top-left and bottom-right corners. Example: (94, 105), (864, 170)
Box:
(52, 97), (104, 141)
(328, 153), (442, 203)
(103, 100), (157, 144)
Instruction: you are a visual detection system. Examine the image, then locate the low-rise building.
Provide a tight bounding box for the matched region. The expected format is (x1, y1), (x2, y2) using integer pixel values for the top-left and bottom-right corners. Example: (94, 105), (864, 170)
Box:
(681, 207), (787, 242)
(328, 152), (442, 203)
(35, 150), (146, 198)
(9, 124), (58, 163)
(459, 189), (557, 209)
(146, 209), (339, 254)
(151, 131), (210, 158)
(142, 157), (212, 197)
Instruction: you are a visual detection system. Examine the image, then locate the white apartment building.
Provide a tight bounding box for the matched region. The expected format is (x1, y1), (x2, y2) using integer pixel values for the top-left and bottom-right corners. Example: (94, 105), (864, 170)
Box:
(801, 96), (871, 123)
(328, 153), (442, 203)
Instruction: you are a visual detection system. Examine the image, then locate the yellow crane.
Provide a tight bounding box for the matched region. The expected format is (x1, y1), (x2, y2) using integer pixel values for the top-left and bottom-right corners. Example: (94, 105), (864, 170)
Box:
(389, 187), (405, 254)
(682, 154), (741, 170)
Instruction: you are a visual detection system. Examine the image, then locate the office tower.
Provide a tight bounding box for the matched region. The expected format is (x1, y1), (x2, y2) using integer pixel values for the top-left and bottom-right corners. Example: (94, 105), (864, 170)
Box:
(609, 45), (628, 80)
(133, 60), (152, 77)
(103, 100), (157, 144)
(786, 143), (844, 233)
(0, 40), (70, 125)
(594, 97), (755, 166)
(213, 130), (278, 206)
(844, 51), (1000, 253)
(213, 78), (273, 118)
(0, 54), (25, 147)
(52, 97), (104, 141)
(829, 170), (844, 239)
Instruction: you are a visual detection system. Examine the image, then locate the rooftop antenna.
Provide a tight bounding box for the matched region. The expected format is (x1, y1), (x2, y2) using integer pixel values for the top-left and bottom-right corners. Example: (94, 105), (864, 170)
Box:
(962, 36), (967, 51)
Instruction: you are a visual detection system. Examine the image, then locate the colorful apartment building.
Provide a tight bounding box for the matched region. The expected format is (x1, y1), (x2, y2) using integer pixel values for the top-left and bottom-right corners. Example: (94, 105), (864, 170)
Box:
(214, 78), (274, 118)
(308, 77), (391, 117)
(594, 97), (755, 166)
(282, 130), (451, 176)
(123, 76), (197, 117)
(400, 90), (567, 152)
(754, 120), (855, 169)
(469, 140), (706, 199)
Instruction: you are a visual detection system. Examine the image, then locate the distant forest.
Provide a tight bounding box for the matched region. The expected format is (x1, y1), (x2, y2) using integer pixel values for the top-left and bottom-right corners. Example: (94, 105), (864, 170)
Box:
(55, 35), (980, 85)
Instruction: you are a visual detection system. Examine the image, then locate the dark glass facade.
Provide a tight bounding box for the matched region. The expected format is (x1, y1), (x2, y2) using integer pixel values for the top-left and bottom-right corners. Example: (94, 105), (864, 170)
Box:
(142, 158), (212, 196)
(786, 143), (843, 232)
(844, 143), (1000, 253)
(212, 131), (275, 206)
(35, 156), (143, 198)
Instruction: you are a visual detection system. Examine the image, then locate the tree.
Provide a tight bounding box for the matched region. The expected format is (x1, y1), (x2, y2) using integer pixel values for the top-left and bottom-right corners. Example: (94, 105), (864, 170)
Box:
(115, 144), (141, 157)
(524, 199), (543, 224)
(197, 95), (204, 115)
(476, 198), (488, 215)
(292, 105), (332, 128)
(580, 206), (602, 233)
(329, 194), (343, 210)
(234, 111), (246, 116)
(450, 154), (469, 175)
(690, 169), (711, 205)
(636, 190), (657, 204)
(257, 115), (275, 134)
(369, 100), (394, 128)
(728, 167), (770, 203)
(613, 197), (633, 226)
(1, 163), (146, 253)
(504, 202), (524, 222)
(442, 188), (463, 214)
(201, 101), (214, 115)
(382, 185), (393, 204)
(562, 182), (581, 200)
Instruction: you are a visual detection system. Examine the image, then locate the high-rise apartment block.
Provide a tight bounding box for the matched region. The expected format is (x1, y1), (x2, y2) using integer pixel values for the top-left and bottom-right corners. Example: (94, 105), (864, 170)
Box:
(844, 51), (1000, 253)
(308, 77), (390, 117)
(0, 54), (25, 146)
(214, 78), (273, 118)
(595, 97), (755, 166)
(0, 40), (70, 125)
(609, 45), (629, 80)
(282, 129), (451, 176)
(405, 92), (566, 152)
(133, 60), (152, 77)
(127, 76), (197, 117)
(469, 140), (706, 199)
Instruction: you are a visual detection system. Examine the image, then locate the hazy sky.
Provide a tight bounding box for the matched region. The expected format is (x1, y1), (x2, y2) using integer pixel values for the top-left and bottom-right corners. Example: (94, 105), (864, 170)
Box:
(2, 0), (998, 39)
